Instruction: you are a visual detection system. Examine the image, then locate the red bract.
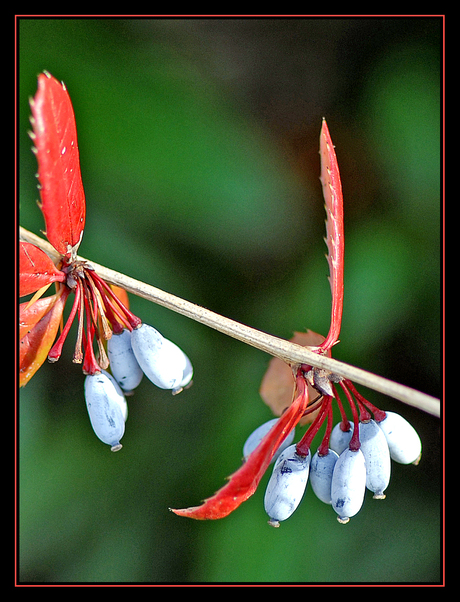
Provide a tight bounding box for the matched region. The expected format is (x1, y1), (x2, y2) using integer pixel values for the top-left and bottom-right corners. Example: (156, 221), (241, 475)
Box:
(19, 72), (141, 387)
(19, 241), (66, 297)
(29, 71), (85, 262)
(19, 289), (70, 385)
(172, 119), (393, 522)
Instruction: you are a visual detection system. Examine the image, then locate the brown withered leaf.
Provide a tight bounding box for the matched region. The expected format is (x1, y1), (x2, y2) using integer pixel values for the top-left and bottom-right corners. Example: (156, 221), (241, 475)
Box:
(259, 330), (326, 426)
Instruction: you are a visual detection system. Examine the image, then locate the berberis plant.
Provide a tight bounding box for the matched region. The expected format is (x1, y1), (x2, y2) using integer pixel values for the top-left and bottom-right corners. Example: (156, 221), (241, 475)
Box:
(19, 72), (439, 525)
(20, 72), (193, 452)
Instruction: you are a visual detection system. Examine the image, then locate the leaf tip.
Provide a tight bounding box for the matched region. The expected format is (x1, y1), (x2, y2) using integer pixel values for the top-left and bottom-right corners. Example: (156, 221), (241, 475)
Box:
(168, 506), (206, 520)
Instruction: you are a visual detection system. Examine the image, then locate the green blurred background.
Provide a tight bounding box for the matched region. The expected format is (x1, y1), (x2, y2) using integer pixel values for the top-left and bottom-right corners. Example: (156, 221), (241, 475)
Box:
(18, 17), (442, 583)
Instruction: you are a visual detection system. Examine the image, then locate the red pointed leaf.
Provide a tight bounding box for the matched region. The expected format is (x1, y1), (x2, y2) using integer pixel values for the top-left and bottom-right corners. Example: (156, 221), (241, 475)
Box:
(30, 72), (85, 260)
(19, 289), (69, 386)
(20, 242), (66, 297)
(171, 377), (309, 520)
(318, 119), (344, 352)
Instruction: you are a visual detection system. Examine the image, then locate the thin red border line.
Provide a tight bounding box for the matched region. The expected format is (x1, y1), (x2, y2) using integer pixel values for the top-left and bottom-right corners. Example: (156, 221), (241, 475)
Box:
(14, 579), (446, 586)
(13, 14), (447, 17)
(14, 14), (445, 587)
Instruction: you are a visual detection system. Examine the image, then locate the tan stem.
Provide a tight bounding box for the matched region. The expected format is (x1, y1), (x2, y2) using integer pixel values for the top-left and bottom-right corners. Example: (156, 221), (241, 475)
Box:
(19, 227), (440, 417)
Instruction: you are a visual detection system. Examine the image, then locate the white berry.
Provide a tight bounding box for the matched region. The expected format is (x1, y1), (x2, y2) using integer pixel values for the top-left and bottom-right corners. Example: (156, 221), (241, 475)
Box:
(131, 324), (192, 391)
(101, 370), (128, 421)
(309, 449), (339, 504)
(107, 329), (143, 392)
(84, 371), (127, 451)
(331, 448), (366, 523)
(264, 444), (310, 527)
(329, 422), (354, 455)
(377, 411), (422, 465)
(359, 420), (391, 499)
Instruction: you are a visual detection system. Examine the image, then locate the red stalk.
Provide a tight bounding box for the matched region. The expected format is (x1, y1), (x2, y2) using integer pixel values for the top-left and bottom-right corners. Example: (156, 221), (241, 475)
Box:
(344, 380), (387, 423)
(48, 285), (80, 362)
(296, 395), (332, 456)
(317, 398), (334, 456)
(339, 382), (361, 451)
(90, 271), (142, 329)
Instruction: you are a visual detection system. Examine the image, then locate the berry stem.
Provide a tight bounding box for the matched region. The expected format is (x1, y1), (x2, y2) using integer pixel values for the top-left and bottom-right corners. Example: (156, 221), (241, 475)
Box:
(90, 270), (142, 329)
(332, 384), (352, 432)
(85, 270), (113, 340)
(340, 381), (361, 451)
(73, 283), (85, 363)
(318, 398), (334, 456)
(96, 288), (130, 333)
(48, 285), (77, 362)
(296, 394), (332, 456)
(82, 293), (100, 375)
(344, 380), (387, 422)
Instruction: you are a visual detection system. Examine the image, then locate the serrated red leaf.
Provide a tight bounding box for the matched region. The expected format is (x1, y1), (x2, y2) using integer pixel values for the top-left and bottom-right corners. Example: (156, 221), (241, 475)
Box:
(19, 289), (70, 387)
(30, 72), (85, 261)
(318, 119), (344, 352)
(19, 242), (66, 297)
(170, 376), (309, 520)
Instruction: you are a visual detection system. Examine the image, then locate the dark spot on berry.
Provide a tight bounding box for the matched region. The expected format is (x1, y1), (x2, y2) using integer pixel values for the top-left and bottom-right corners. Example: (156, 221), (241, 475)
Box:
(281, 465), (292, 474)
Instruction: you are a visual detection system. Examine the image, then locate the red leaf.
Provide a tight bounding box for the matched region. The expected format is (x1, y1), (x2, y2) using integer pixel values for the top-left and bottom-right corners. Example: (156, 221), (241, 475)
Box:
(19, 242), (66, 297)
(318, 119), (344, 352)
(19, 289), (70, 387)
(170, 376), (309, 520)
(30, 72), (86, 261)
(19, 294), (59, 340)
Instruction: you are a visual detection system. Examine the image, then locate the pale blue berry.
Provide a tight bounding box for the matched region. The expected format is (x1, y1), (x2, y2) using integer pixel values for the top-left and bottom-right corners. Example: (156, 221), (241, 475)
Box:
(84, 371), (127, 451)
(359, 419), (391, 499)
(310, 448), (339, 504)
(131, 323), (193, 392)
(377, 411), (422, 465)
(331, 448), (366, 523)
(329, 421), (354, 455)
(264, 444), (310, 527)
(107, 329), (143, 392)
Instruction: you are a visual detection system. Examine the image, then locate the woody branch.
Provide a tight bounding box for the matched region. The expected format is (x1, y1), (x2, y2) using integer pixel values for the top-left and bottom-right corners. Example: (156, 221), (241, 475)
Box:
(19, 226), (440, 417)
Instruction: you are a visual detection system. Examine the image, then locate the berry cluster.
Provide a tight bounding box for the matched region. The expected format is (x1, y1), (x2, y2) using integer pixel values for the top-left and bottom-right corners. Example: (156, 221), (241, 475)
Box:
(84, 323), (192, 451)
(245, 401), (421, 527)
(20, 72), (193, 453)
